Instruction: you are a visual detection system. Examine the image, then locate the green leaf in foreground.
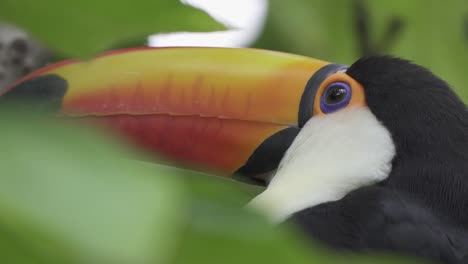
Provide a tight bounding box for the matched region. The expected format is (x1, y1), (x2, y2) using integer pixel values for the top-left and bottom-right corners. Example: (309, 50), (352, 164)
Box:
(0, 0), (226, 58)
(0, 109), (426, 264)
(141, 164), (425, 264)
(0, 111), (184, 263)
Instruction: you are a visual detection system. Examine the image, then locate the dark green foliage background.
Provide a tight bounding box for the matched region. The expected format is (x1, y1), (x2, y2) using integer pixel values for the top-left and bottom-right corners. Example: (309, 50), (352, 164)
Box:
(255, 0), (468, 101)
(0, 0), (461, 263)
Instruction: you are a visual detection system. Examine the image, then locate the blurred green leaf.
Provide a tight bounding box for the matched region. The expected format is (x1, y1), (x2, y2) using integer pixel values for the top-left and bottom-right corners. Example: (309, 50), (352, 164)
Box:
(367, 0), (468, 101)
(254, 0), (357, 68)
(255, 0), (468, 101)
(0, 111), (184, 263)
(0, 110), (427, 263)
(173, 174), (424, 264)
(154, 167), (424, 264)
(0, 0), (226, 58)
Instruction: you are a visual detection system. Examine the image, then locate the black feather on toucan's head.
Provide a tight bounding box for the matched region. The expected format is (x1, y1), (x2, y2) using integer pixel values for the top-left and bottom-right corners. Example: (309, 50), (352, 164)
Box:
(347, 56), (468, 158)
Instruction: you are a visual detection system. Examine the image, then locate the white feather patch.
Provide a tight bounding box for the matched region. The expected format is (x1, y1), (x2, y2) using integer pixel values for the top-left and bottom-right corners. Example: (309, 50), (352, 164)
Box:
(248, 107), (396, 222)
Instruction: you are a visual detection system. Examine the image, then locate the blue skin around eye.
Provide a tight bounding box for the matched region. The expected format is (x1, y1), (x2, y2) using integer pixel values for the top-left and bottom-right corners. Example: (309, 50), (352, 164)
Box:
(320, 82), (352, 114)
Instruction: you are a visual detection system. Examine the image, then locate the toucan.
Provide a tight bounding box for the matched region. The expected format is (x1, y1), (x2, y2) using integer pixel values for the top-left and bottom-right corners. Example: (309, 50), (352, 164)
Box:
(248, 56), (468, 264)
(2, 47), (468, 263)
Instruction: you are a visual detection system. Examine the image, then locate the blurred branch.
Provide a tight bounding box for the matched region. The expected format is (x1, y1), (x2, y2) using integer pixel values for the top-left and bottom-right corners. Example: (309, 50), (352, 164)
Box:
(352, 0), (405, 56)
(465, 13), (468, 44)
(353, 0), (373, 56)
(376, 17), (405, 53)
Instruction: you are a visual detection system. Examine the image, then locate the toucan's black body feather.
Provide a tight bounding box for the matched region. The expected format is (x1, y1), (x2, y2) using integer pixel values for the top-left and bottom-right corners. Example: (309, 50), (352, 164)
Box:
(290, 56), (468, 264)
(292, 186), (468, 264)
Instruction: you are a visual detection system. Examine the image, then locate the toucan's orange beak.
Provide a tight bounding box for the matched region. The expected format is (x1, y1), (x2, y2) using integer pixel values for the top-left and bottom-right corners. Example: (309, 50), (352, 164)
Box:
(3, 47), (347, 182)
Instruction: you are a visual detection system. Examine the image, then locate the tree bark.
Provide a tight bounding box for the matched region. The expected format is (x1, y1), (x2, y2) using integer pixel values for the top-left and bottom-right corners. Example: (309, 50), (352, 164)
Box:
(0, 23), (52, 92)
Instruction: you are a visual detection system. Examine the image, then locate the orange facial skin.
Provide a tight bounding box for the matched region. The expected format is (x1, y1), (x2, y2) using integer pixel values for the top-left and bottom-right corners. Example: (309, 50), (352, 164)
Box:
(313, 73), (367, 116)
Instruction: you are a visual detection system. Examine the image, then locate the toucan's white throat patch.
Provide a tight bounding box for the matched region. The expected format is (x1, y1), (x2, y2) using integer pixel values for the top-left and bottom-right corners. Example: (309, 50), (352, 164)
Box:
(248, 107), (396, 222)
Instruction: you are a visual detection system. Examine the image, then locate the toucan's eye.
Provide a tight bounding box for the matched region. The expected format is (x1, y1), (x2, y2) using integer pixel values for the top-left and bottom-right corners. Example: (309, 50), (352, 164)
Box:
(320, 82), (352, 114)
